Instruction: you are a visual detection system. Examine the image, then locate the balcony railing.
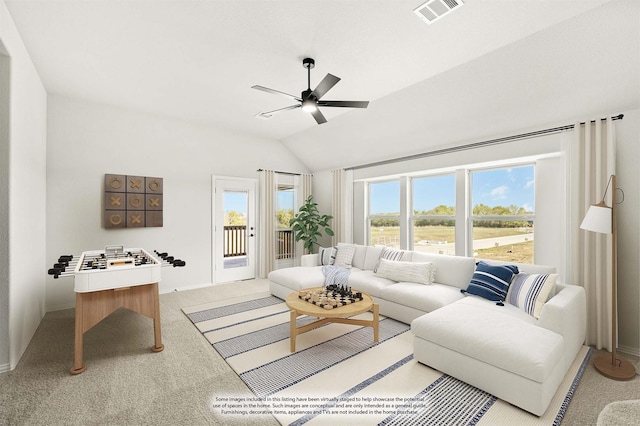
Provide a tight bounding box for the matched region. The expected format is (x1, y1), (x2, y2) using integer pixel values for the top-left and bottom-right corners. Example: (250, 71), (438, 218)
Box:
(276, 229), (294, 260)
(223, 226), (294, 260)
(224, 225), (246, 257)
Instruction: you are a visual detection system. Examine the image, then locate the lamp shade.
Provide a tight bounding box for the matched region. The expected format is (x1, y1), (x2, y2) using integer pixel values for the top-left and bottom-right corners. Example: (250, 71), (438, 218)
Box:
(580, 201), (612, 235)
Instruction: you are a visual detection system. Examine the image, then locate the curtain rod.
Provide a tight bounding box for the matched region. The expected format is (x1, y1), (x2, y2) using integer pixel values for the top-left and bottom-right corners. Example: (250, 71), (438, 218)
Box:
(256, 169), (302, 176)
(345, 114), (624, 171)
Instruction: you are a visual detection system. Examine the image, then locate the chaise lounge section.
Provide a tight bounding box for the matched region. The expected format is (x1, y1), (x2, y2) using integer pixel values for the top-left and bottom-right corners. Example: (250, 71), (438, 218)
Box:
(267, 243), (586, 416)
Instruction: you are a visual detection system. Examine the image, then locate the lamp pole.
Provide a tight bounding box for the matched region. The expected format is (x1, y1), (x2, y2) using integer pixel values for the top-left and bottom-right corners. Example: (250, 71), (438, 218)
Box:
(591, 175), (635, 380)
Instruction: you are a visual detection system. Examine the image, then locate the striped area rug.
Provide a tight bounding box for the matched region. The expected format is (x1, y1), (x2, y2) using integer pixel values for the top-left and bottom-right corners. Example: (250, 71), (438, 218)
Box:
(183, 292), (591, 426)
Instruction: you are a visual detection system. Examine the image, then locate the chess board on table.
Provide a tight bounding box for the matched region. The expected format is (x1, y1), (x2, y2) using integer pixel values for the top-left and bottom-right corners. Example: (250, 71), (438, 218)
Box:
(297, 285), (364, 310)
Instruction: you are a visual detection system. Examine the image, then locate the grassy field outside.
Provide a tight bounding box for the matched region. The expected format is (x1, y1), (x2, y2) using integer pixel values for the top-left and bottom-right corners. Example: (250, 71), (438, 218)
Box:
(474, 240), (533, 263)
(370, 225), (534, 263)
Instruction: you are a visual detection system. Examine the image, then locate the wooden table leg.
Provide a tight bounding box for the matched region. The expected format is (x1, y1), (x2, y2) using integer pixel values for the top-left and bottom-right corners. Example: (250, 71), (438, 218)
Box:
(70, 293), (87, 375)
(372, 303), (379, 343)
(151, 283), (164, 352)
(290, 309), (298, 352)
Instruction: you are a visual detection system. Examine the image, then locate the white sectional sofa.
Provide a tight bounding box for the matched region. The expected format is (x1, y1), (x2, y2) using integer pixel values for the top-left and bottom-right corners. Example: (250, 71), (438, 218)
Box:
(267, 243), (587, 416)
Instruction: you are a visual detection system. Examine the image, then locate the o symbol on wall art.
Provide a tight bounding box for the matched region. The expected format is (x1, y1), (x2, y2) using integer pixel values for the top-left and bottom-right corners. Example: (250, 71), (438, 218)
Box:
(148, 180), (160, 192)
(129, 196), (142, 208)
(109, 177), (123, 190)
(109, 214), (123, 226)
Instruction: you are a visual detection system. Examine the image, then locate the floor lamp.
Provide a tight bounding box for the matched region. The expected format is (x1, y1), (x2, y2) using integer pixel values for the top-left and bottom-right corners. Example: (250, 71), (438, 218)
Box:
(580, 174), (636, 380)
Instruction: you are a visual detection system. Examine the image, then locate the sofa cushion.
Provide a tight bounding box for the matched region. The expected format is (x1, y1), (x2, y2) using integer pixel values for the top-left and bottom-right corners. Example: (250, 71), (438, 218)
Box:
(479, 258), (556, 275)
(267, 266), (325, 291)
(335, 243), (356, 268)
(463, 261), (518, 304)
(381, 282), (465, 313)
(452, 295), (537, 325)
(507, 273), (557, 319)
(375, 258), (436, 285)
(410, 252), (475, 290)
(347, 270), (396, 298)
(411, 299), (564, 383)
(351, 244), (368, 269)
(362, 246), (384, 271)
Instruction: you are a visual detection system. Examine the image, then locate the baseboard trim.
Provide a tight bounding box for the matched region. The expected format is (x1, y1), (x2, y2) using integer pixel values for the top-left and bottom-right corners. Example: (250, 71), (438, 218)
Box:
(619, 345), (640, 357)
(46, 303), (75, 312)
(160, 282), (213, 294)
(0, 362), (11, 373)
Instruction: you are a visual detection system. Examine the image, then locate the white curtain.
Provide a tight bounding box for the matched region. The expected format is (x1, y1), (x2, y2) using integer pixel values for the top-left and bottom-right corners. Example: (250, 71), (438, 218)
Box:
(331, 169), (343, 246)
(566, 117), (616, 350)
(331, 169), (354, 245)
(301, 173), (312, 202)
(259, 169), (275, 277)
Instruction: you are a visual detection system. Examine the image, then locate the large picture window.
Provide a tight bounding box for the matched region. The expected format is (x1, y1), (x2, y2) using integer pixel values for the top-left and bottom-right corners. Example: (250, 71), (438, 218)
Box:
(368, 180), (400, 248)
(363, 162), (537, 264)
(470, 165), (535, 263)
(412, 174), (455, 255)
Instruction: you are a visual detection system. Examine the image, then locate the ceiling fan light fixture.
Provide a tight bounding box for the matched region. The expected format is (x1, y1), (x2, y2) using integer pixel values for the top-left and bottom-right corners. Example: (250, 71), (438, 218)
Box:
(301, 99), (317, 112)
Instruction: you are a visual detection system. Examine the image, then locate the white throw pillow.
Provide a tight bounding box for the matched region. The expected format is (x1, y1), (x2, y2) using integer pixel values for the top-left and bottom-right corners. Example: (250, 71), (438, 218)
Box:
(375, 258), (435, 285)
(334, 243), (356, 268)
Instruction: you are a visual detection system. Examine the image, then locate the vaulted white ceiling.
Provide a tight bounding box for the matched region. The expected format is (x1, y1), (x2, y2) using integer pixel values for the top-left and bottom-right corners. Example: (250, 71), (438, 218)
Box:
(5, 0), (639, 171)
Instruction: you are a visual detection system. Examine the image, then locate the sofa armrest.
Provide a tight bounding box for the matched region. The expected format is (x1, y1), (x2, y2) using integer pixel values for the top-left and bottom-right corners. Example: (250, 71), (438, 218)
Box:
(301, 253), (320, 267)
(538, 284), (586, 363)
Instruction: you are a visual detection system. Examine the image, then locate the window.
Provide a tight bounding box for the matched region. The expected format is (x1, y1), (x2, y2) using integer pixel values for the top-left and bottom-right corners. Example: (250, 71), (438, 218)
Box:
(276, 184), (295, 260)
(362, 161), (538, 264)
(412, 174), (456, 255)
(368, 180), (400, 248)
(470, 165), (535, 263)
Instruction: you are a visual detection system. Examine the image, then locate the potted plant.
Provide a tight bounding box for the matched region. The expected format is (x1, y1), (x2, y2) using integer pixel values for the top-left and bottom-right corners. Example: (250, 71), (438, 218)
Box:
(289, 195), (334, 254)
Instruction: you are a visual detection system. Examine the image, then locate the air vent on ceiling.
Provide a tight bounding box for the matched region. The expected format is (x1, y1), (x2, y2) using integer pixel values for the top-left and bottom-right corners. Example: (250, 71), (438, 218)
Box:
(414, 0), (464, 25)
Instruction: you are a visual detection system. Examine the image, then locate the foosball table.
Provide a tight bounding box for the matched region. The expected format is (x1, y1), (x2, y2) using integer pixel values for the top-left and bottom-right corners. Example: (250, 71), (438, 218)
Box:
(47, 245), (186, 374)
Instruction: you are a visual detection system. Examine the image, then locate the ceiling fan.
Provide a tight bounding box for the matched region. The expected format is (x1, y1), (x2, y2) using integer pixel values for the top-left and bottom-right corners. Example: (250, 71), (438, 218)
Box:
(252, 58), (369, 125)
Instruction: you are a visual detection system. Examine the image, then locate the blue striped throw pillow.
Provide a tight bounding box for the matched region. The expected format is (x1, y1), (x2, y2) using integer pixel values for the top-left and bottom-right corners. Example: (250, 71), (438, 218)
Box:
(462, 261), (519, 305)
(507, 273), (557, 318)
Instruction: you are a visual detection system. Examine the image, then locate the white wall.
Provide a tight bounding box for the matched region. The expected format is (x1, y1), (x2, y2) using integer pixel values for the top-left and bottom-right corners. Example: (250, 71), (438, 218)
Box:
(0, 1), (48, 371)
(46, 95), (308, 311)
(0, 46), (10, 373)
(615, 108), (640, 354)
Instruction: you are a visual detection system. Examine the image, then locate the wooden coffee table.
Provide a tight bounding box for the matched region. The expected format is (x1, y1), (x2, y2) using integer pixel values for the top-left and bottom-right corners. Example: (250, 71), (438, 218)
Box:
(285, 287), (379, 352)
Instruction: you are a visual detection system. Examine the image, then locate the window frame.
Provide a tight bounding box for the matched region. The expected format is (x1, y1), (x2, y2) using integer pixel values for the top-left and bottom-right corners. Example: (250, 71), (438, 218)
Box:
(467, 164), (536, 260)
(410, 173), (457, 252)
(362, 161), (537, 263)
(366, 179), (401, 247)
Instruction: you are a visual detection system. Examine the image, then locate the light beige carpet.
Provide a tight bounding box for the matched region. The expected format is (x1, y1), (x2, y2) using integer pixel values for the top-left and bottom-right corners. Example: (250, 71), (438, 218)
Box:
(597, 399), (640, 425)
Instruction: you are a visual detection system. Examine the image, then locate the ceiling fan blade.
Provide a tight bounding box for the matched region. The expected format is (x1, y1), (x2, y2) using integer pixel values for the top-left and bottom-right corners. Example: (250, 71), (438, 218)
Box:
(255, 104), (300, 119)
(252, 85), (301, 102)
(311, 73), (341, 100)
(310, 108), (327, 125)
(318, 100), (369, 109)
